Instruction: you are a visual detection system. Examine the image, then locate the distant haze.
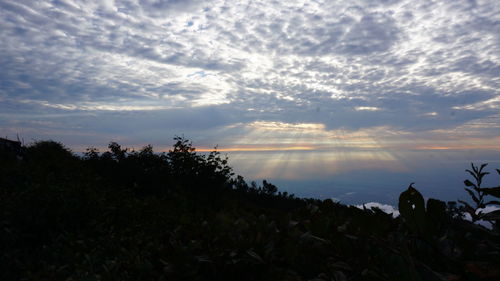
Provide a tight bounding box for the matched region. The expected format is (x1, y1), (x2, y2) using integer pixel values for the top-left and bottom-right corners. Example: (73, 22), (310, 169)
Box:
(225, 149), (500, 205)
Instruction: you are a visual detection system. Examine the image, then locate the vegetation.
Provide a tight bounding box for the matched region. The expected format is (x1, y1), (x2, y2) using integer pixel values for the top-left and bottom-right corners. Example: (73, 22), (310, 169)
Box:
(1, 138), (499, 280)
(459, 163), (500, 222)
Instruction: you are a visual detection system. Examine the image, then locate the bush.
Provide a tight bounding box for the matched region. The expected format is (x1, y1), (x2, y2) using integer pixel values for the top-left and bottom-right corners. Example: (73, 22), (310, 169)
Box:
(1, 139), (500, 280)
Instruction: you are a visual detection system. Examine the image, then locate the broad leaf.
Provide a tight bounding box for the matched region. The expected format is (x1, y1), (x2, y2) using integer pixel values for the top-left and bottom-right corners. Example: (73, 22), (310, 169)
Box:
(484, 200), (500, 206)
(479, 186), (500, 199)
(481, 210), (500, 221)
(463, 179), (476, 187)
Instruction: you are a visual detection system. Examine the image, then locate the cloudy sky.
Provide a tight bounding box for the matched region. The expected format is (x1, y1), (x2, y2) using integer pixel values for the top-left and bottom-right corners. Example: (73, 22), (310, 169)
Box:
(1, 0), (499, 200)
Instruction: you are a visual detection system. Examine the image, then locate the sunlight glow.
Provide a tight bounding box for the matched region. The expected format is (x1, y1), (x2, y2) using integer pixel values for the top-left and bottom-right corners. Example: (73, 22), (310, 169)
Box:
(355, 106), (382, 111)
(207, 121), (404, 180)
(247, 121), (326, 131)
(192, 118), (500, 181)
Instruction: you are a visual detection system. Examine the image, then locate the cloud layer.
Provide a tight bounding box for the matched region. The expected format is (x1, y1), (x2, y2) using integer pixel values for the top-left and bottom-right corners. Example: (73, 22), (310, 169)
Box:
(0, 0), (499, 150)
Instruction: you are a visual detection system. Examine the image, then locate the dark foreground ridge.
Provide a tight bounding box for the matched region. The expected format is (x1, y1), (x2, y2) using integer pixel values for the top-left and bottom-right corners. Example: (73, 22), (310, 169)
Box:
(1, 137), (500, 281)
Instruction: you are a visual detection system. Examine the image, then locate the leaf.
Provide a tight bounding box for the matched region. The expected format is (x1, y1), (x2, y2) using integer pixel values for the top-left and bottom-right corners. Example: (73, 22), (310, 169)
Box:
(246, 249), (265, 264)
(479, 186), (500, 199)
(484, 200), (500, 206)
(466, 261), (500, 279)
(333, 271), (348, 281)
(415, 262), (449, 281)
(471, 163), (479, 174)
(195, 255), (212, 263)
(288, 220), (299, 227)
(465, 169), (479, 182)
(479, 163), (488, 172)
(481, 210), (500, 221)
(464, 188), (480, 204)
(479, 172), (490, 181)
(463, 179), (476, 187)
(300, 232), (330, 244)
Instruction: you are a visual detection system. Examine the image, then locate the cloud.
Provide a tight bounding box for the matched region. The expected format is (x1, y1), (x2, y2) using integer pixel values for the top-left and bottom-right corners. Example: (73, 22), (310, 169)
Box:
(355, 202), (400, 218)
(338, 12), (400, 55)
(138, 0), (209, 17)
(462, 205), (500, 230)
(0, 0), (498, 149)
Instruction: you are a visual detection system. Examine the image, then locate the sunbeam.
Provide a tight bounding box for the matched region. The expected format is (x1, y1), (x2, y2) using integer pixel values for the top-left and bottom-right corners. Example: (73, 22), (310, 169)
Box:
(210, 121), (404, 181)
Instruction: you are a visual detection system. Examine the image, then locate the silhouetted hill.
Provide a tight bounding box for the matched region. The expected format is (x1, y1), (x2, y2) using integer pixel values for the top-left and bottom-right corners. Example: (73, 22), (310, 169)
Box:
(1, 138), (499, 280)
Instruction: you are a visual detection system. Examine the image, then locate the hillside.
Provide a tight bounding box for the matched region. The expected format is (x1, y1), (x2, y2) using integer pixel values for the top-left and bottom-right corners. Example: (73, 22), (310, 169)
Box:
(1, 138), (499, 281)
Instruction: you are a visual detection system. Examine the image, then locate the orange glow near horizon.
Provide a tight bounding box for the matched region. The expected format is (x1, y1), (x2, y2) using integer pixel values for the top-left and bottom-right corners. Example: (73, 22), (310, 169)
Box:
(414, 145), (500, 150)
(64, 120), (500, 181)
(69, 121), (500, 154)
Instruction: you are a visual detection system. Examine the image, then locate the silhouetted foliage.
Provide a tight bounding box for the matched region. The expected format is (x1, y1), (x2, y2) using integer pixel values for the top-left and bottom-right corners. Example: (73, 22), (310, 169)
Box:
(459, 163), (500, 230)
(1, 139), (499, 281)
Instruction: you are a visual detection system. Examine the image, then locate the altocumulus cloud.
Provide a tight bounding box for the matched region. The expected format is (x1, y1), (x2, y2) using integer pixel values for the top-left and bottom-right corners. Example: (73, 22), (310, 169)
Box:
(0, 0), (499, 149)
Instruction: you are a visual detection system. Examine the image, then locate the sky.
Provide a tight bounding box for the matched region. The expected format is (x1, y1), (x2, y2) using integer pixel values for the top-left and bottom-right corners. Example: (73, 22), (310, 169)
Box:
(1, 0), (499, 203)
